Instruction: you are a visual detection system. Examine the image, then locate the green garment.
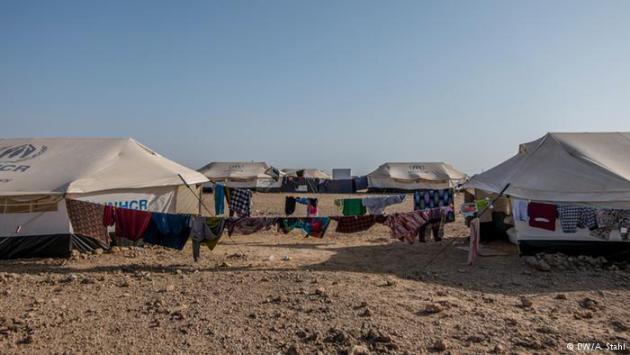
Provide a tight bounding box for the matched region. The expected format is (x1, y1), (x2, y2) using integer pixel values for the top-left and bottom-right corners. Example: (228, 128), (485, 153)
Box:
(341, 198), (366, 216)
(475, 199), (489, 212)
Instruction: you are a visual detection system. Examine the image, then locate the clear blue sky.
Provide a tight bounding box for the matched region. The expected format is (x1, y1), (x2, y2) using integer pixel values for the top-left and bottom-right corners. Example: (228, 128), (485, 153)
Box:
(2, 1), (630, 175)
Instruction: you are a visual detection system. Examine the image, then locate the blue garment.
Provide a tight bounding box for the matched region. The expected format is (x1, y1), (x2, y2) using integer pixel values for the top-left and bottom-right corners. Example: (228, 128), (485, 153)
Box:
(296, 197), (310, 205)
(143, 213), (191, 250)
(414, 189), (454, 210)
(214, 184), (225, 215)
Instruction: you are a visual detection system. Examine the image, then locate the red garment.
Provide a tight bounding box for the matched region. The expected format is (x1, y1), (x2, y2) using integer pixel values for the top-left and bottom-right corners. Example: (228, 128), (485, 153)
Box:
(103, 205), (116, 226)
(114, 208), (152, 241)
(527, 202), (557, 231)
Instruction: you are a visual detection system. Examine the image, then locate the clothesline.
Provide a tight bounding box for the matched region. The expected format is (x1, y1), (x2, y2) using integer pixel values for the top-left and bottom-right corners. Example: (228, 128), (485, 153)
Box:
(65, 198), (454, 259)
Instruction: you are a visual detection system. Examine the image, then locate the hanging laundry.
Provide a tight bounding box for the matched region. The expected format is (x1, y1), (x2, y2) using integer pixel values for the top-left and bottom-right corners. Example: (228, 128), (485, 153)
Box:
(595, 209), (622, 228)
(619, 211), (630, 240)
(361, 194), (405, 215)
(65, 199), (111, 247)
(591, 227), (614, 240)
(527, 202), (557, 231)
(382, 210), (429, 244)
(277, 217), (330, 238)
(294, 197), (318, 216)
(474, 199), (489, 213)
(332, 216), (383, 233)
(461, 203), (477, 219)
(285, 197), (296, 215)
(414, 189), (454, 210)
(577, 208), (597, 230)
(419, 208), (447, 242)
(468, 218), (480, 265)
(512, 199), (529, 222)
(190, 216), (225, 261)
(336, 198), (366, 216)
(589, 209), (622, 240)
(228, 188), (252, 217)
(307, 198), (318, 217)
(557, 205), (597, 233)
(143, 212), (191, 250)
(227, 217), (277, 236)
(104, 207), (152, 241)
(103, 205), (116, 226)
(204, 217), (226, 250)
(214, 183), (225, 215)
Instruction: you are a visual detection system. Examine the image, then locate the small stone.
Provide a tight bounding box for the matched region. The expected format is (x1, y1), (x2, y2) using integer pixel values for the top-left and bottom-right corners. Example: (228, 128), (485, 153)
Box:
(62, 273), (78, 283)
(432, 339), (447, 351)
(286, 344), (301, 355)
(579, 297), (599, 310)
(17, 336), (33, 345)
(612, 320), (628, 332)
(314, 287), (326, 296)
(162, 284), (175, 293)
(423, 304), (443, 314)
(519, 296), (533, 308)
(493, 344), (505, 353)
(93, 248), (104, 255)
(384, 279), (397, 287)
(360, 308), (372, 317)
(467, 335), (485, 343)
(554, 294), (567, 300)
(350, 344), (370, 355)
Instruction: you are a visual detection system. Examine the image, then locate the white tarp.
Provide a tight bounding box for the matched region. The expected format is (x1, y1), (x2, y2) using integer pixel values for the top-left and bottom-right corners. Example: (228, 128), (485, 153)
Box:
(465, 132), (630, 207)
(198, 161), (281, 188)
(0, 138), (208, 237)
(0, 199), (71, 237)
(0, 138), (208, 196)
(367, 162), (467, 190)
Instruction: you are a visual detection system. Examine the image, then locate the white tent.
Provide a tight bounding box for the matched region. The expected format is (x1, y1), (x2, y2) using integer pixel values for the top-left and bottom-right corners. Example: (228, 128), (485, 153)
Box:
(367, 162), (467, 191)
(465, 132), (630, 255)
(281, 168), (331, 179)
(0, 137), (208, 257)
(466, 132), (630, 206)
(198, 162), (282, 189)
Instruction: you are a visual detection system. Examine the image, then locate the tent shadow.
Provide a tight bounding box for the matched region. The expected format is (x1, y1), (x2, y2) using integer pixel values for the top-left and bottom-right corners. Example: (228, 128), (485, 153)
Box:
(0, 237), (627, 296)
(293, 238), (630, 296)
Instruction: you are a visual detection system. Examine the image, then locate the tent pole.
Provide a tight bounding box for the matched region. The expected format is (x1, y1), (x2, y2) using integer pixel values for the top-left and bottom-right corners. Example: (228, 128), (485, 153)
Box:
(177, 174), (214, 217)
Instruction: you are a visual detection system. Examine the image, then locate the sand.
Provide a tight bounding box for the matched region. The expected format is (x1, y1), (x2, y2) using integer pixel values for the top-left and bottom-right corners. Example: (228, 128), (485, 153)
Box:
(0, 193), (629, 354)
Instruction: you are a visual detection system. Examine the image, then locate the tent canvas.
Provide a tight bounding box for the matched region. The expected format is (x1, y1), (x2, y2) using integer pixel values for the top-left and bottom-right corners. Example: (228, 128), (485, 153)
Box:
(464, 132), (630, 256)
(198, 162), (282, 190)
(281, 168), (331, 179)
(0, 137), (208, 258)
(367, 162), (467, 191)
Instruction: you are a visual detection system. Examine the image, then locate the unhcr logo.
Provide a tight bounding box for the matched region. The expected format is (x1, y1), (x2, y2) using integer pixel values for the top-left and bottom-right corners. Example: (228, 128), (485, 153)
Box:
(0, 144), (48, 163)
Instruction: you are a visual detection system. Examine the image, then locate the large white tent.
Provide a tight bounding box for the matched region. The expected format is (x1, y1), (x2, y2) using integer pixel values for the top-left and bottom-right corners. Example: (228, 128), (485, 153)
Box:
(465, 132), (630, 255)
(198, 162), (282, 190)
(0, 137), (208, 258)
(367, 162), (467, 191)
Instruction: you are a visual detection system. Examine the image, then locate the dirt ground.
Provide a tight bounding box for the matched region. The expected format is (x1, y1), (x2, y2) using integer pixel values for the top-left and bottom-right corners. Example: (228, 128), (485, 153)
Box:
(1, 193), (629, 354)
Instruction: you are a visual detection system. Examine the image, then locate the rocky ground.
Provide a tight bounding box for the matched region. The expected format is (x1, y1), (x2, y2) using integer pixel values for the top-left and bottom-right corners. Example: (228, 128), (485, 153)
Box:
(0, 194), (629, 354)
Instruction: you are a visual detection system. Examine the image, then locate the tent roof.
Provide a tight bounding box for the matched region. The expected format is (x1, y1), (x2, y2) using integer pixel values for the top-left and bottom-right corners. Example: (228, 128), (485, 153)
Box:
(281, 168), (331, 179)
(367, 162), (467, 184)
(198, 161), (276, 181)
(465, 132), (630, 204)
(0, 137), (208, 196)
